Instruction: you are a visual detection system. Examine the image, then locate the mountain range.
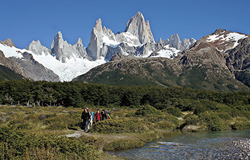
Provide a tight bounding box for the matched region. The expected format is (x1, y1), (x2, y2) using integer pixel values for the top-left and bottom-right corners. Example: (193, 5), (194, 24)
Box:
(1, 12), (250, 92)
(0, 12), (195, 82)
(73, 29), (250, 92)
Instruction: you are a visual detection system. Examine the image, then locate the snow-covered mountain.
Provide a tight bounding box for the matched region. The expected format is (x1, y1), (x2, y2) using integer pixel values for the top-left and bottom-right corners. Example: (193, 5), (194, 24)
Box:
(0, 42), (106, 81)
(0, 11), (196, 82)
(189, 29), (249, 52)
(0, 42), (60, 81)
(86, 11), (195, 61)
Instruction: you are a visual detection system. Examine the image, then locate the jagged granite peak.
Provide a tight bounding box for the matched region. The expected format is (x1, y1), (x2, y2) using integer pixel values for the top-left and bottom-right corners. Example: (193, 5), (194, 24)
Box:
(86, 12), (196, 61)
(51, 31), (64, 53)
(157, 34), (195, 53)
(103, 27), (116, 42)
(51, 31), (87, 63)
(94, 18), (103, 33)
(28, 40), (50, 56)
(169, 34), (182, 50)
(181, 38), (196, 50)
(157, 38), (163, 44)
(73, 38), (88, 58)
(87, 18), (120, 60)
(212, 28), (229, 35)
(0, 38), (16, 47)
(87, 19), (104, 60)
(125, 11), (155, 44)
(50, 31), (65, 61)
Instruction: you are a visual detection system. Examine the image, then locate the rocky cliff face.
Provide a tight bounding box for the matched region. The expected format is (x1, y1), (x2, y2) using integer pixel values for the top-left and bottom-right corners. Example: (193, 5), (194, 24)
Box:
(224, 37), (250, 87)
(0, 39), (16, 47)
(10, 52), (60, 81)
(0, 50), (24, 76)
(28, 40), (50, 55)
(86, 12), (195, 61)
(0, 42), (60, 82)
(225, 37), (250, 72)
(86, 19), (104, 60)
(50, 31), (87, 63)
(125, 11), (155, 44)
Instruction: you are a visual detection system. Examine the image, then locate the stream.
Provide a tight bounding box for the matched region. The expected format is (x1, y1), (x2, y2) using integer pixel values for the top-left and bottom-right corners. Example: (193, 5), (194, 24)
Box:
(107, 129), (250, 159)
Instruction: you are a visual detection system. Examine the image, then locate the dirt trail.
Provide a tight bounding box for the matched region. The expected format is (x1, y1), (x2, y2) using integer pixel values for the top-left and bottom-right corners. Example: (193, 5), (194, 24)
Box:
(66, 130), (135, 160)
(66, 130), (136, 141)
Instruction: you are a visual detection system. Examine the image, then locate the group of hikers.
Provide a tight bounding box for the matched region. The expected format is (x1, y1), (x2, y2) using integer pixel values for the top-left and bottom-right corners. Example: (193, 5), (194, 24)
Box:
(81, 107), (111, 132)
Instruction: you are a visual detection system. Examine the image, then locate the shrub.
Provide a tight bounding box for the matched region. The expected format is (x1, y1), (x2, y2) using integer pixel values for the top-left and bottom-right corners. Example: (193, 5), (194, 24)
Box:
(184, 114), (199, 125)
(135, 105), (163, 117)
(0, 126), (100, 159)
(154, 103), (167, 110)
(229, 109), (244, 118)
(231, 117), (250, 130)
(194, 105), (206, 115)
(200, 99), (217, 110)
(24, 114), (40, 121)
(217, 112), (232, 120)
(199, 112), (223, 131)
(91, 119), (151, 134)
(125, 111), (135, 117)
(164, 114), (179, 127)
(44, 115), (78, 130)
(164, 106), (183, 117)
(155, 121), (176, 130)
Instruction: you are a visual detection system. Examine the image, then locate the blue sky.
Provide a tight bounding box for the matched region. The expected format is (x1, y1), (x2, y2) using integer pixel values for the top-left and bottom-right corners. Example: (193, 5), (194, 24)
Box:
(1, 0), (250, 49)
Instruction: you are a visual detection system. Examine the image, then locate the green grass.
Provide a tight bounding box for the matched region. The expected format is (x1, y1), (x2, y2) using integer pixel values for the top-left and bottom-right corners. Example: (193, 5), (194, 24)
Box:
(1, 100), (250, 159)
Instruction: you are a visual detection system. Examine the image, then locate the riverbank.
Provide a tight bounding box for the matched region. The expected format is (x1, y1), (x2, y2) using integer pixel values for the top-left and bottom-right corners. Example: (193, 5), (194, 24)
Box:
(66, 129), (166, 151)
(1, 103), (250, 159)
(107, 129), (250, 160)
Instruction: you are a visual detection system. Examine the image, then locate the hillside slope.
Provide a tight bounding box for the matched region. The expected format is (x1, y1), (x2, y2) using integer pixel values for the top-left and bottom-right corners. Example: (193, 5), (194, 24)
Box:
(73, 29), (250, 92)
(0, 65), (24, 80)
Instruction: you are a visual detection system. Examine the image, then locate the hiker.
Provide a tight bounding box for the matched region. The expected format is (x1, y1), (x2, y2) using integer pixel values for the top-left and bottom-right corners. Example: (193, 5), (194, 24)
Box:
(101, 110), (107, 121)
(81, 107), (91, 132)
(89, 111), (94, 127)
(106, 111), (111, 119)
(94, 109), (102, 122)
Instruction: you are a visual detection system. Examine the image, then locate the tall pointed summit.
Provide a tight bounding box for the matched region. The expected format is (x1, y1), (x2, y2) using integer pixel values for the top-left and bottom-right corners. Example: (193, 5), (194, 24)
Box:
(50, 31), (87, 63)
(87, 18), (104, 60)
(125, 12), (155, 44)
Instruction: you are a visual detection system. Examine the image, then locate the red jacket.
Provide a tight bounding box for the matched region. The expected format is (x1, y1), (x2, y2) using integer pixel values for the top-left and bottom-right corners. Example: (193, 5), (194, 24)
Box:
(94, 112), (102, 121)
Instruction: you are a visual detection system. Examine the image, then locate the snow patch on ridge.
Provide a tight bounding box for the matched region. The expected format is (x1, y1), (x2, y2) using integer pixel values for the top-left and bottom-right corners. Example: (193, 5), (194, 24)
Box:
(0, 43), (106, 82)
(103, 36), (119, 48)
(150, 45), (180, 59)
(32, 53), (106, 81)
(207, 32), (248, 48)
(0, 43), (27, 58)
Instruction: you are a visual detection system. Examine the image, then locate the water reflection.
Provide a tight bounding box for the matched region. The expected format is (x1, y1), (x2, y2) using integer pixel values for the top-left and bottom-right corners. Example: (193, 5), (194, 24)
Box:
(108, 129), (250, 160)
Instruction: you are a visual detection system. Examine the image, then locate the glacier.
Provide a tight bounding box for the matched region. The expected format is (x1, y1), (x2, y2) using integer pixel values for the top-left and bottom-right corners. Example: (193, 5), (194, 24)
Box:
(0, 43), (105, 81)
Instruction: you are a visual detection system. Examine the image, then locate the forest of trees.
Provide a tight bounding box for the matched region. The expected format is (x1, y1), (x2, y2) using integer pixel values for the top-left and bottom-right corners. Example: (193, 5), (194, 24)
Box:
(0, 80), (250, 111)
